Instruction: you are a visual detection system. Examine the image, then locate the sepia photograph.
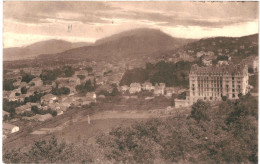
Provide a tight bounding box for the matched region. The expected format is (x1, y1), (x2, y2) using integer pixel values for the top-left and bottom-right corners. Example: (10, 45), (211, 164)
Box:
(2, 1), (259, 163)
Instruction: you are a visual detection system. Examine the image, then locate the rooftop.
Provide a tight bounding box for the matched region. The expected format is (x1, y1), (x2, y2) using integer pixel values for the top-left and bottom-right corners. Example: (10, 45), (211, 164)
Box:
(190, 63), (247, 75)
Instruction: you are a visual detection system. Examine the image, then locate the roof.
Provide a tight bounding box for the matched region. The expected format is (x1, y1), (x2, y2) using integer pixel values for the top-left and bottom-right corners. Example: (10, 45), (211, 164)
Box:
(41, 94), (56, 100)
(130, 83), (141, 87)
(190, 63), (247, 75)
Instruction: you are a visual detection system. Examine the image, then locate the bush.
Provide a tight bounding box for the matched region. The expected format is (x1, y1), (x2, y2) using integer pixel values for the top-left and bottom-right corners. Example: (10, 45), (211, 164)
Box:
(51, 87), (70, 96)
(21, 87), (27, 94)
(3, 79), (17, 91)
(190, 100), (211, 122)
(21, 73), (35, 83)
(3, 136), (74, 163)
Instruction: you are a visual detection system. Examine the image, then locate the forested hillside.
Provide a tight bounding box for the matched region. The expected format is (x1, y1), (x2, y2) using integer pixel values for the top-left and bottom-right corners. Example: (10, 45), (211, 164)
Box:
(120, 61), (192, 88)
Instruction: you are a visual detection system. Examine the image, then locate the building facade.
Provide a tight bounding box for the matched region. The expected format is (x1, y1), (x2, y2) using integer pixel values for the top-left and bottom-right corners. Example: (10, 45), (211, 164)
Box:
(189, 64), (249, 104)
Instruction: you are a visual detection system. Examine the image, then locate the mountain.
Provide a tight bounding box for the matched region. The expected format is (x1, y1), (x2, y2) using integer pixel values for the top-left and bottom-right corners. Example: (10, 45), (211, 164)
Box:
(43, 28), (195, 61)
(3, 39), (91, 61)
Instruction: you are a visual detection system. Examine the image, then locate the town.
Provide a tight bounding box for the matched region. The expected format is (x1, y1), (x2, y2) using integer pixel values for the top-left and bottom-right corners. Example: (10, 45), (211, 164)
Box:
(3, 50), (258, 138)
(2, 1), (258, 163)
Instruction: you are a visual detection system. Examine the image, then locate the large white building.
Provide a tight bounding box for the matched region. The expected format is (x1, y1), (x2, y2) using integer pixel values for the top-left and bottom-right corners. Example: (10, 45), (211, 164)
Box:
(189, 64), (249, 105)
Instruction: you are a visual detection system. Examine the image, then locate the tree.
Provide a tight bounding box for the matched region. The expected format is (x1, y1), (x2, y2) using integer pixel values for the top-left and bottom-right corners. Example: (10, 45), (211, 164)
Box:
(190, 100), (211, 122)
(31, 106), (40, 114)
(248, 67), (254, 73)
(111, 87), (119, 96)
(21, 73), (35, 83)
(21, 87), (27, 94)
(3, 79), (17, 91)
(64, 66), (75, 77)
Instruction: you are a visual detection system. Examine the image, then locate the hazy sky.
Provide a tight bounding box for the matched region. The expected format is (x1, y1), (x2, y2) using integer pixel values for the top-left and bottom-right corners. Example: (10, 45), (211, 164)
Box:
(3, 1), (259, 48)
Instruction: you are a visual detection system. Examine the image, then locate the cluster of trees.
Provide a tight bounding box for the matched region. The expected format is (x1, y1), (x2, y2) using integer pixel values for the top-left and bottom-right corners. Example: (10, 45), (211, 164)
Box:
(249, 74), (258, 93)
(96, 94), (257, 163)
(51, 87), (70, 96)
(120, 61), (192, 88)
(40, 69), (62, 85)
(76, 79), (96, 95)
(63, 66), (75, 77)
(31, 106), (57, 117)
(24, 92), (46, 104)
(3, 79), (17, 91)
(21, 73), (35, 83)
(40, 66), (76, 84)
(3, 99), (23, 118)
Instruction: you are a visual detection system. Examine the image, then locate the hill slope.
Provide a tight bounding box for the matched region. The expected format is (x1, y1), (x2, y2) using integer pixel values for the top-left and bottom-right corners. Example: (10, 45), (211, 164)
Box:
(3, 40), (91, 61)
(44, 28), (195, 61)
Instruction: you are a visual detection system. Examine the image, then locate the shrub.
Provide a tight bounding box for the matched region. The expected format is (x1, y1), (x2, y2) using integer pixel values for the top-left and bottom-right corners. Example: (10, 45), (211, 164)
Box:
(21, 87), (27, 94)
(21, 73), (35, 83)
(190, 100), (211, 122)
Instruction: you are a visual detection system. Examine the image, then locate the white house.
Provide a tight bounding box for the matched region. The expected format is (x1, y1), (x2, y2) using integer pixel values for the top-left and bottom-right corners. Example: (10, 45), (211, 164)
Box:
(3, 123), (19, 134)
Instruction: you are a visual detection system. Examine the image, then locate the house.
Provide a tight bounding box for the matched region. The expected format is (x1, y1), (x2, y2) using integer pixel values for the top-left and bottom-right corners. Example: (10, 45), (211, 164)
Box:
(175, 99), (190, 108)
(202, 56), (214, 66)
(165, 87), (175, 97)
(39, 85), (52, 93)
(15, 103), (31, 114)
(217, 60), (229, 66)
(29, 77), (43, 87)
(142, 82), (153, 91)
(41, 94), (57, 105)
(3, 123), (19, 134)
(3, 91), (11, 99)
(129, 83), (141, 94)
(83, 92), (97, 105)
(120, 85), (129, 93)
(96, 84), (113, 93)
(154, 83), (165, 96)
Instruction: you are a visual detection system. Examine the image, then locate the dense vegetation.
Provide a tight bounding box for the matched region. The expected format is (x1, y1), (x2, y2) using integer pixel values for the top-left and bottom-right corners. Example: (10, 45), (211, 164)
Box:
(3, 79), (17, 91)
(51, 87), (70, 96)
(4, 94), (257, 163)
(76, 79), (96, 95)
(249, 74), (258, 93)
(24, 92), (46, 104)
(40, 69), (62, 85)
(96, 94), (257, 163)
(40, 66), (76, 84)
(120, 61), (192, 88)
(21, 73), (35, 83)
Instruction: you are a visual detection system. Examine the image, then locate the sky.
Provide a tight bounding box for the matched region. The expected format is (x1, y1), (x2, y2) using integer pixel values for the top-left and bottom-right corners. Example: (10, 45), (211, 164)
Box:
(3, 1), (259, 48)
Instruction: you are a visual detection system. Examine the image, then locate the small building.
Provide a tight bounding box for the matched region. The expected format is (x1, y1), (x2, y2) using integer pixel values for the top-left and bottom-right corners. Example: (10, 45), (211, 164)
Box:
(154, 83), (165, 96)
(3, 123), (19, 134)
(15, 103), (31, 114)
(129, 83), (141, 94)
(175, 99), (190, 108)
(41, 94), (57, 105)
(165, 87), (175, 97)
(142, 82), (153, 91)
(120, 85), (129, 93)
